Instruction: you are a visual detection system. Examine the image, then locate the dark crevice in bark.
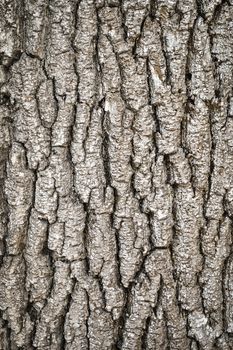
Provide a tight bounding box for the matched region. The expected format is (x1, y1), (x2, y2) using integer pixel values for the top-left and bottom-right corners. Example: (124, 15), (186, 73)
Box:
(146, 57), (152, 107)
(163, 309), (172, 349)
(0, 314), (12, 350)
(149, 0), (157, 20)
(153, 275), (164, 316)
(0, 92), (11, 107)
(152, 105), (160, 162)
(25, 296), (37, 349)
(98, 275), (107, 309)
(25, 51), (42, 61)
(157, 21), (171, 85)
(102, 111), (112, 190)
(163, 154), (172, 185)
(113, 220), (125, 291)
(141, 315), (151, 350)
(145, 211), (155, 250)
(212, 0), (230, 22)
(83, 202), (90, 274)
(85, 289), (91, 350)
(132, 15), (148, 61)
(195, 0), (207, 20)
(51, 77), (59, 115)
(115, 288), (131, 349)
(206, 109), (215, 205)
(82, 106), (93, 162)
(0, 51), (22, 69)
(119, 0), (128, 42)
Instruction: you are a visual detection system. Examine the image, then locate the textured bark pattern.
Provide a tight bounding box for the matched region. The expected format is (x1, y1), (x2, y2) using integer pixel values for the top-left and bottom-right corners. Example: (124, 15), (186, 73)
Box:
(0, 0), (233, 349)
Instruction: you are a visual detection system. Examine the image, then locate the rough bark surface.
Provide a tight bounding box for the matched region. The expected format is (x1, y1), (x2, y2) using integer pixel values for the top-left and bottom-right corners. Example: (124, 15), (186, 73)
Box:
(0, 0), (233, 349)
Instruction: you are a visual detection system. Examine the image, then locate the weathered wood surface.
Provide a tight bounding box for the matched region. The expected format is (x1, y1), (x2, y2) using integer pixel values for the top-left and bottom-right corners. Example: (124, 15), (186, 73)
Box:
(0, 0), (233, 349)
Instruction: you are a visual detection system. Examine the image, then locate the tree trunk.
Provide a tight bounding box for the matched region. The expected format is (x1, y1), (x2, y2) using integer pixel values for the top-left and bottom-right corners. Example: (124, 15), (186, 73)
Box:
(0, 0), (233, 349)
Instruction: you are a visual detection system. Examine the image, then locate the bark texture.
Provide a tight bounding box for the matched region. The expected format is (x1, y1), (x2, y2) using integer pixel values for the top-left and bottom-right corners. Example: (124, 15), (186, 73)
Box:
(0, 0), (233, 349)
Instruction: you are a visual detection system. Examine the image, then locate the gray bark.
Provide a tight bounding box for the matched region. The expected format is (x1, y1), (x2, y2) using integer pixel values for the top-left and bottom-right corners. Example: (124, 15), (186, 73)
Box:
(0, 0), (233, 349)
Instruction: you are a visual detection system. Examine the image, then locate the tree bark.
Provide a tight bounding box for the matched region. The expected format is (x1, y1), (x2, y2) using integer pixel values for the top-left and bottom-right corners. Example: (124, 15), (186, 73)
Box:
(0, 0), (233, 349)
